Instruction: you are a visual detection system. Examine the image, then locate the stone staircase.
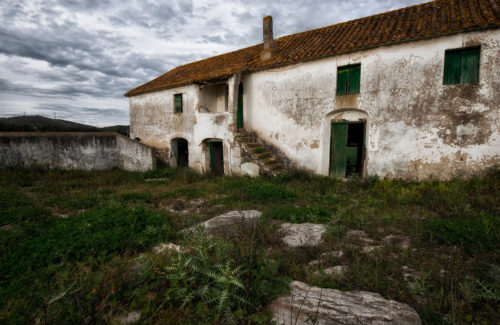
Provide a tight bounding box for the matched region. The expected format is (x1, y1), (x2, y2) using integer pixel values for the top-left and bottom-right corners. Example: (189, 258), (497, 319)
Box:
(235, 129), (287, 175)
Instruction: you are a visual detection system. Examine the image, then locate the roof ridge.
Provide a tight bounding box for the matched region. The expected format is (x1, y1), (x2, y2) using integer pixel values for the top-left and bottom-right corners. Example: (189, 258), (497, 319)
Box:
(273, 0), (438, 43)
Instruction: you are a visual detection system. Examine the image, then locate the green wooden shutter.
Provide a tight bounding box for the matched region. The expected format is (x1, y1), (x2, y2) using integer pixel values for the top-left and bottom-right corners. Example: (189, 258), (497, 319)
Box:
(460, 47), (480, 84)
(443, 50), (461, 84)
(237, 84), (243, 128)
(174, 94), (183, 113)
(330, 122), (348, 178)
(337, 67), (349, 95)
(349, 65), (361, 94)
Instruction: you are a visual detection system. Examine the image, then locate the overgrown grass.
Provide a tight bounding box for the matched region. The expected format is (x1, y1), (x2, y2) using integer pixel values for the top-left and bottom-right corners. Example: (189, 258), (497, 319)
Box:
(0, 166), (499, 324)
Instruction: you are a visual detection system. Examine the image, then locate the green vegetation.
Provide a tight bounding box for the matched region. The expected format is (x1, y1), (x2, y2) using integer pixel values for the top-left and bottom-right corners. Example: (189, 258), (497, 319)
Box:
(0, 115), (129, 135)
(0, 166), (499, 324)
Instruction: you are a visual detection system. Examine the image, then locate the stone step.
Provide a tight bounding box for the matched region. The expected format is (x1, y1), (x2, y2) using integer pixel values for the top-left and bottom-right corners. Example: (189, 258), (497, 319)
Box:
(265, 161), (283, 170)
(245, 142), (261, 148)
(250, 152), (271, 159)
(247, 146), (268, 153)
(263, 157), (278, 163)
(236, 128), (285, 175)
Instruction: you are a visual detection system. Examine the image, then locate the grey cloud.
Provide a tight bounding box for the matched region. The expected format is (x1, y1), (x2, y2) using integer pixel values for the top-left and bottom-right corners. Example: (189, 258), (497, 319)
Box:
(0, 0), (428, 126)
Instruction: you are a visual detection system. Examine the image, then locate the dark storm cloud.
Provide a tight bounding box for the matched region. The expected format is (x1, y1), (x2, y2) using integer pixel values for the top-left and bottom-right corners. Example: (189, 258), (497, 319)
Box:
(0, 0), (428, 126)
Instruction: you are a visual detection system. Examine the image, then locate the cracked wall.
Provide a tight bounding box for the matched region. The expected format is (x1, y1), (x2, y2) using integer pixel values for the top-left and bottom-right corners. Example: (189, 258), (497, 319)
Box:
(129, 75), (242, 175)
(243, 29), (500, 179)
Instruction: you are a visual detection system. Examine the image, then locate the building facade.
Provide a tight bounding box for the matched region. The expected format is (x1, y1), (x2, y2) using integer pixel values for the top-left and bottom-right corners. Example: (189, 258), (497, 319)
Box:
(126, 0), (500, 179)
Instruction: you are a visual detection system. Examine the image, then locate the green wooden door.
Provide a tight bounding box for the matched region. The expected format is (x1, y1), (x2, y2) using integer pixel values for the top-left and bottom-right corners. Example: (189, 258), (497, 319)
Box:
(237, 83), (243, 129)
(330, 122), (348, 178)
(209, 141), (224, 175)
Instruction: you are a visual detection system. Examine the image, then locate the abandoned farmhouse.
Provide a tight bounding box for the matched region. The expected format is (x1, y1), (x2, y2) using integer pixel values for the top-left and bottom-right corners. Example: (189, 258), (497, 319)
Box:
(125, 0), (500, 179)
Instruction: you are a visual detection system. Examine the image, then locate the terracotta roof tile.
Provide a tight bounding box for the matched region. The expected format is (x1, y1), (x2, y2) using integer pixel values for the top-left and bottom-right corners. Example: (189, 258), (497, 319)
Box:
(125, 0), (500, 97)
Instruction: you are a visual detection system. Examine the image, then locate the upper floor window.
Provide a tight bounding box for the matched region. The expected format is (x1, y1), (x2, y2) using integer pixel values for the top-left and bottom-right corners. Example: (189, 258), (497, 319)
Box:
(174, 94), (183, 113)
(336, 64), (360, 95)
(443, 47), (480, 85)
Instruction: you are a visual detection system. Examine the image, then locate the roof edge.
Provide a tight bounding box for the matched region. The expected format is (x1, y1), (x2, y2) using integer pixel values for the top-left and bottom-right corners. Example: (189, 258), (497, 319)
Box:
(124, 24), (499, 98)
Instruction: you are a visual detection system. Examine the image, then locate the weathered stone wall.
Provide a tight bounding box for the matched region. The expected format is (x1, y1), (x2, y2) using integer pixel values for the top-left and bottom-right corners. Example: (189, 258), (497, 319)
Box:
(116, 134), (156, 172)
(129, 75), (243, 175)
(243, 29), (500, 179)
(0, 132), (155, 171)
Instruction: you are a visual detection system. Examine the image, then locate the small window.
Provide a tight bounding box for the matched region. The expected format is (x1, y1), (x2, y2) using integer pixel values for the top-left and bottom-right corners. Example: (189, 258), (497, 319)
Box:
(336, 64), (360, 95)
(443, 47), (480, 85)
(174, 94), (183, 113)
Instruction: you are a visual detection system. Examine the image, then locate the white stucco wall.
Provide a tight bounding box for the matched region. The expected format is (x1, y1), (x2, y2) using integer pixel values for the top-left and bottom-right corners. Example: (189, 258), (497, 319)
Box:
(129, 74), (242, 175)
(243, 28), (500, 179)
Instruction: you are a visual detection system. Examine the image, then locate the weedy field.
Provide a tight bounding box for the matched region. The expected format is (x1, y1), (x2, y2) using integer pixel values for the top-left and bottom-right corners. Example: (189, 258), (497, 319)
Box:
(0, 167), (499, 324)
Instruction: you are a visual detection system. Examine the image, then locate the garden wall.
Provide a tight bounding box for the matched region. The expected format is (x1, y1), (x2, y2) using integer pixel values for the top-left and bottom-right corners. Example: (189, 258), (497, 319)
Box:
(0, 132), (155, 171)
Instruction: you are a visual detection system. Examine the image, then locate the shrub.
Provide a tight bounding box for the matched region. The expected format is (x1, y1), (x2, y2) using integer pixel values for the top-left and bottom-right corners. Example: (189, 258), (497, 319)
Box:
(154, 233), (247, 324)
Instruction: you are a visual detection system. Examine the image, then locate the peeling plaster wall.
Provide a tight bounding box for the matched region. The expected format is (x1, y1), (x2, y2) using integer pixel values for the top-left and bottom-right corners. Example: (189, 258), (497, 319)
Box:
(129, 75), (242, 175)
(0, 132), (155, 172)
(243, 29), (500, 179)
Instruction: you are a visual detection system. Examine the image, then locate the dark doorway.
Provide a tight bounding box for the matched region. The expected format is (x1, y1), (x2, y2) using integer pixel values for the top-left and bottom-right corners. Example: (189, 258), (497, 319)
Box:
(330, 121), (365, 178)
(172, 138), (189, 167)
(237, 83), (243, 129)
(208, 140), (224, 175)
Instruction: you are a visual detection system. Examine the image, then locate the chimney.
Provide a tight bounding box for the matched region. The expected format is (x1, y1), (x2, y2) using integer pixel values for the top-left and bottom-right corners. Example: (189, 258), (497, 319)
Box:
(261, 15), (277, 60)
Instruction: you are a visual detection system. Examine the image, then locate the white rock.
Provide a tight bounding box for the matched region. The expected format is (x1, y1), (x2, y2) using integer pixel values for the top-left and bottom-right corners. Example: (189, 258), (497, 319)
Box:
(321, 250), (344, 259)
(241, 162), (260, 177)
(345, 230), (368, 238)
(362, 245), (382, 253)
(269, 281), (421, 325)
(116, 311), (141, 324)
(152, 243), (182, 254)
(280, 223), (326, 248)
(316, 265), (349, 276)
(182, 210), (262, 235)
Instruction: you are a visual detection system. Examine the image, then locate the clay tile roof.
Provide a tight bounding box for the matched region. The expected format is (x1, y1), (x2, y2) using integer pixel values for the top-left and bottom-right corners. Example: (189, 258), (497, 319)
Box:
(125, 0), (500, 97)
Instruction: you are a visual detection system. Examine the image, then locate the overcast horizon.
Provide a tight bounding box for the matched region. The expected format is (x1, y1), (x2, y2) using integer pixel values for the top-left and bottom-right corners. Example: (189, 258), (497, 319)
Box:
(0, 0), (428, 127)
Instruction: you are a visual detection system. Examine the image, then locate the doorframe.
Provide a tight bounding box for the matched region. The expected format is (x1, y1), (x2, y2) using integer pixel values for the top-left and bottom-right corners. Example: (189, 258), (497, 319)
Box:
(330, 120), (366, 178)
(207, 139), (224, 175)
(321, 109), (369, 177)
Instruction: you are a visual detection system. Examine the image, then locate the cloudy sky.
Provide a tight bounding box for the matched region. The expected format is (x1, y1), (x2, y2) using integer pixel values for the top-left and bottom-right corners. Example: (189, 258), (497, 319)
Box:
(0, 0), (428, 126)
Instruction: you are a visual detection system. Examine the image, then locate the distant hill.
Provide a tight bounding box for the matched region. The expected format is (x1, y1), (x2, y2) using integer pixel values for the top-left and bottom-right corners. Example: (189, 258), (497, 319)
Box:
(0, 115), (129, 136)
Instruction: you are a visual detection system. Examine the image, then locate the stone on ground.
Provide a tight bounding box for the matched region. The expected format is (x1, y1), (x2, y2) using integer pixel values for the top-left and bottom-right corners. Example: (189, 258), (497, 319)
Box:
(269, 281), (421, 325)
(115, 311), (141, 324)
(241, 162), (260, 177)
(182, 210), (262, 235)
(280, 223), (326, 247)
(152, 242), (182, 254)
(314, 265), (349, 277)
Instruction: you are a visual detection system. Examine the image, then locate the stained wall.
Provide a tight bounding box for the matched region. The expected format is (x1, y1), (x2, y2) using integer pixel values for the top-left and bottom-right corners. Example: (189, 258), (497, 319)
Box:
(242, 29), (500, 179)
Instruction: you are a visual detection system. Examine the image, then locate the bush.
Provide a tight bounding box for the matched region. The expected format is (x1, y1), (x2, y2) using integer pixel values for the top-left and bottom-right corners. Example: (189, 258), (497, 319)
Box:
(154, 233), (248, 324)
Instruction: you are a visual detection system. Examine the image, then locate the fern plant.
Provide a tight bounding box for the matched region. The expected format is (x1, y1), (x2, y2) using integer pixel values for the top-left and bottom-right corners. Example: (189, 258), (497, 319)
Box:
(155, 232), (248, 324)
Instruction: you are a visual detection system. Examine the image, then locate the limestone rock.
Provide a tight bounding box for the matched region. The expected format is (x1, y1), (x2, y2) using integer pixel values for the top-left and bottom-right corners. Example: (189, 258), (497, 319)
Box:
(345, 230), (368, 238)
(362, 245), (382, 253)
(183, 210), (262, 235)
(241, 162), (260, 177)
(270, 281), (421, 325)
(315, 265), (349, 277)
(280, 223), (326, 248)
(324, 265), (349, 276)
(115, 311), (141, 324)
(152, 242), (182, 254)
(321, 250), (344, 259)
